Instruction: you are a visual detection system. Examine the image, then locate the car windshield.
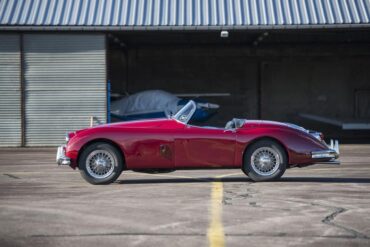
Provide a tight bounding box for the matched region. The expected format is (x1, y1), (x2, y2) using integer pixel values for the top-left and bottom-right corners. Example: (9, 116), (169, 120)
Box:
(172, 100), (197, 124)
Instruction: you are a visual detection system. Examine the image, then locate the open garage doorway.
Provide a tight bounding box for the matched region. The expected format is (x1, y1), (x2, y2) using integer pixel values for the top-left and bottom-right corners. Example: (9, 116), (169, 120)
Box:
(106, 29), (370, 141)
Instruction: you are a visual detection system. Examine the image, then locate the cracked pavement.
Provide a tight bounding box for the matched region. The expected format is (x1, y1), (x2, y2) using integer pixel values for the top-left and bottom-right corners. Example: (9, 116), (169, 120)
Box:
(0, 145), (370, 246)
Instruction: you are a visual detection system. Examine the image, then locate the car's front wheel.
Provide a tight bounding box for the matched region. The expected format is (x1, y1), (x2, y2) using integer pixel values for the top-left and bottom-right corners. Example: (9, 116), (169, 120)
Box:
(79, 142), (123, 185)
(243, 140), (287, 182)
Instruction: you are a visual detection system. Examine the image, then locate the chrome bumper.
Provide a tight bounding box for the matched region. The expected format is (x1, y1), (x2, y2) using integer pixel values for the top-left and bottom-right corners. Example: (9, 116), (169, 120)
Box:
(311, 139), (340, 165)
(56, 145), (71, 166)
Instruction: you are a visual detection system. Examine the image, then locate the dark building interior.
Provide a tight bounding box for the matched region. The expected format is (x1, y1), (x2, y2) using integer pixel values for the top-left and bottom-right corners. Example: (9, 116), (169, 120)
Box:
(107, 29), (370, 141)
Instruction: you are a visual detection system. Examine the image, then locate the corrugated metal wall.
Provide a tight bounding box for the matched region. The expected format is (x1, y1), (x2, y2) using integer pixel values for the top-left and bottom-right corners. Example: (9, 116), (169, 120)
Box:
(1, 0), (369, 28)
(23, 34), (106, 146)
(0, 34), (21, 147)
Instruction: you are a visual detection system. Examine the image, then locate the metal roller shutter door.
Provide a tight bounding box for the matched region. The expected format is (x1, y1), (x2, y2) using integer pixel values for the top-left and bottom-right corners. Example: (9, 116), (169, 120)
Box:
(23, 34), (106, 146)
(0, 34), (21, 147)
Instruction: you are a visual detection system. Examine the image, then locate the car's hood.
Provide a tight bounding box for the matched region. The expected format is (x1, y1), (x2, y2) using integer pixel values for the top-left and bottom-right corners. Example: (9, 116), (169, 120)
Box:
(243, 120), (312, 133)
(242, 120), (324, 142)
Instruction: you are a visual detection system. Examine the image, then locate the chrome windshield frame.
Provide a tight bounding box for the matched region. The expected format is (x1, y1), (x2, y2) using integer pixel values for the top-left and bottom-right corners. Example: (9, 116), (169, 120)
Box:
(172, 100), (197, 124)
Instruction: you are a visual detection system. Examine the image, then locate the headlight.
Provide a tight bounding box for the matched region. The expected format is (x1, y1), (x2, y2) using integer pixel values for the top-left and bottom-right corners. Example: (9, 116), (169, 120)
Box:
(65, 133), (70, 143)
(309, 131), (324, 141)
(310, 132), (322, 141)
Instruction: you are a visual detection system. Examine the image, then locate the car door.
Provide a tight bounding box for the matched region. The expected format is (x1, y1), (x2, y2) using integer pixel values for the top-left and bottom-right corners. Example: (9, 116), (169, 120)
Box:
(174, 125), (236, 168)
(123, 120), (184, 169)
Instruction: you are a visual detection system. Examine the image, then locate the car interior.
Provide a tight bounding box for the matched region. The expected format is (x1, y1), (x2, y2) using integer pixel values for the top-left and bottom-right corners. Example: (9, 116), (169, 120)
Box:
(174, 100), (246, 130)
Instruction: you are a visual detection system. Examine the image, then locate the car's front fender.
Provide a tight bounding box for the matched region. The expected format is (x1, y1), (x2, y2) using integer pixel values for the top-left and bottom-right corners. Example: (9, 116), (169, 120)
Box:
(235, 127), (329, 166)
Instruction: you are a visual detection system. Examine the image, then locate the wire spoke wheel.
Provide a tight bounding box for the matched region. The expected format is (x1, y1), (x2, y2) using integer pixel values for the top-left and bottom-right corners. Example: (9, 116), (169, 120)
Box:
(250, 147), (280, 176)
(86, 150), (115, 179)
(79, 142), (123, 185)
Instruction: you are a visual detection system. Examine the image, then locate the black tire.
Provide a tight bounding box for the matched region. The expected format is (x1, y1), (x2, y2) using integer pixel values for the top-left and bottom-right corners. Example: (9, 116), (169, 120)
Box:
(79, 142), (123, 185)
(242, 139), (287, 182)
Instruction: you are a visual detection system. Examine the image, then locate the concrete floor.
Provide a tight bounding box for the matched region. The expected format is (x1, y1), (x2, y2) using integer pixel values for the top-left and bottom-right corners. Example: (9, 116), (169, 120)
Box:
(0, 145), (369, 247)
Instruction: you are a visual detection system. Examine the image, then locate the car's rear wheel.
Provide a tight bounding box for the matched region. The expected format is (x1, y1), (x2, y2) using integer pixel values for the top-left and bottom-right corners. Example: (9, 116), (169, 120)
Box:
(243, 140), (287, 182)
(79, 142), (123, 185)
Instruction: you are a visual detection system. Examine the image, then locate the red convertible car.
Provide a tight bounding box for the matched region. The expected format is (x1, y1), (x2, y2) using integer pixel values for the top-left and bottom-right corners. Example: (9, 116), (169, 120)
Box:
(57, 100), (339, 184)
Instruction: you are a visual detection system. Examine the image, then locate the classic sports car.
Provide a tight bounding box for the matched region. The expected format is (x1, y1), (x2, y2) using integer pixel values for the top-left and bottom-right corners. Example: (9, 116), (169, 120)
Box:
(57, 100), (340, 185)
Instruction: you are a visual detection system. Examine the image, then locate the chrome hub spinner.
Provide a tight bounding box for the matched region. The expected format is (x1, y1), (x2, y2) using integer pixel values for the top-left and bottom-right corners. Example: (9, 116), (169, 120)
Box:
(251, 147), (280, 176)
(86, 150), (115, 179)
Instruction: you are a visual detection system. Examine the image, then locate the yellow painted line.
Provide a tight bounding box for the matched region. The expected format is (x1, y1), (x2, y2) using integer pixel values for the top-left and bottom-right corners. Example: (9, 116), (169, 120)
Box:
(207, 172), (241, 247)
(208, 180), (225, 247)
(127, 170), (246, 247)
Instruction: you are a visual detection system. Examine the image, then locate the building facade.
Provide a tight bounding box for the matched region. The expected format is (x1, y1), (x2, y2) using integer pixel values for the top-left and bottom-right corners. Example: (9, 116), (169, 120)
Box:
(0, 0), (370, 146)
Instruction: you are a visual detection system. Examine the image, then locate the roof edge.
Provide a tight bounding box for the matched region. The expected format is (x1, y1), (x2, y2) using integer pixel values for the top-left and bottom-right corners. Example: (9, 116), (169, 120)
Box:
(1, 24), (370, 32)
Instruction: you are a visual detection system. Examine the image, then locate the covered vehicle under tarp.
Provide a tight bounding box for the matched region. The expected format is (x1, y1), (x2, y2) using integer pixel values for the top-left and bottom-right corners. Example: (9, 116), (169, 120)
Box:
(111, 90), (219, 122)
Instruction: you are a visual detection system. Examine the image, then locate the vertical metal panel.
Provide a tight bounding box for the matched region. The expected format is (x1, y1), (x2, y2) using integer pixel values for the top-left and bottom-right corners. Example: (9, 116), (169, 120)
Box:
(0, 34), (21, 147)
(23, 34), (106, 146)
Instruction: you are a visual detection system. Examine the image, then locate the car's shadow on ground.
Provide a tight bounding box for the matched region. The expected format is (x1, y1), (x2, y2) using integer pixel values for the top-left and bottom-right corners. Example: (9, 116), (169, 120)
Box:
(117, 177), (370, 184)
